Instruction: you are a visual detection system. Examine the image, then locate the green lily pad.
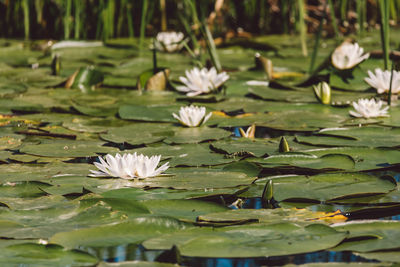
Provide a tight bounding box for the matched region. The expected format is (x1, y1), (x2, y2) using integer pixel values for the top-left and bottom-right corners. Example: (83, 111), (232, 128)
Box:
(136, 169), (256, 190)
(241, 173), (396, 202)
(119, 104), (182, 122)
(197, 207), (344, 225)
(100, 123), (173, 146)
(164, 127), (232, 144)
(142, 199), (228, 221)
(126, 144), (234, 167)
(248, 153), (355, 171)
(20, 140), (118, 157)
(329, 67), (370, 91)
(301, 147), (400, 171)
(0, 243), (97, 267)
(296, 127), (400, 148)
(144, 223), (347, 258)
(332, 221), (400, 252)
(50, 216), (190, 248)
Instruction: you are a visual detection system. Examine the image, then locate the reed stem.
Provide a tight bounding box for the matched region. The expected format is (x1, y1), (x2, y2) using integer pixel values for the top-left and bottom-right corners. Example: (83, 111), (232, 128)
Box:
(298, 0), (308, 56)
(379, 0), (390, 70)
(22, 0), (30, 40)
(139, 0), (148, 51)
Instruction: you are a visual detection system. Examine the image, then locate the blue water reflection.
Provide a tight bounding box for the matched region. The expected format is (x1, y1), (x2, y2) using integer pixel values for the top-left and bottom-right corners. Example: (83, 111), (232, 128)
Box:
(84, 245), (377, 266)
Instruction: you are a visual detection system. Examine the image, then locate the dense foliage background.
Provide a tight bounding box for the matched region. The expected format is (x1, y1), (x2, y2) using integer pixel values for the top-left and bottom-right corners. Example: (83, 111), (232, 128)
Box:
(1, 0), (400, 40)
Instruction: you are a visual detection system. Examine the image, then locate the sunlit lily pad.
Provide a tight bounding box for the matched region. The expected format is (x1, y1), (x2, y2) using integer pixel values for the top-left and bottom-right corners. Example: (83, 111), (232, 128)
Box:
(248, 153), (355, 171)
(241, 173), (396, 201)
(50, 216), (191, 248)
(127, 144), (234, 167)
(0, 243), (97, 266)
(143, 223), (347, 258)
(301, 147), (400, 171)
(100, 123), (173, 145)
(19, 140), (118, 157)
(119, 104), (182, 122)
(164, 127), (232, 144)
(296, 127), (400, 147)
(197, 208), (347, 225)
(137, 169), (256, 190)
(332, 221), (400, 252)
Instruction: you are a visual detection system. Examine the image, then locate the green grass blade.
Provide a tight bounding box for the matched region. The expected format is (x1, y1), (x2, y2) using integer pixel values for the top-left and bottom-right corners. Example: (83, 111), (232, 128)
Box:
(64, 0), (72, 39)
(139, 0), (148, 51)
(22, 0), (30, 40)
(379, 0), (390, 70)
(298, 0), (308, 56)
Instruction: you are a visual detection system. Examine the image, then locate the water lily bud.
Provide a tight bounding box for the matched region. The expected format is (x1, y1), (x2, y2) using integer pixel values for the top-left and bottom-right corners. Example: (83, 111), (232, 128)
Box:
(255, 53), (273, 81)
(261, 179), (274, 208)
(279, 136), (290, 153)
(313, 81), (331, 105)
(51, 53), (61, 76)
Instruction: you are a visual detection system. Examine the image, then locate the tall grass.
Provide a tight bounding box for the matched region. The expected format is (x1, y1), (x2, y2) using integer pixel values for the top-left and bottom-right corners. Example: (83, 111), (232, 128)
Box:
(379, 0), (390, 70)
(139, 0), (148, 50)
(297, 0), (308, 56)
(0, 0), (399, 42)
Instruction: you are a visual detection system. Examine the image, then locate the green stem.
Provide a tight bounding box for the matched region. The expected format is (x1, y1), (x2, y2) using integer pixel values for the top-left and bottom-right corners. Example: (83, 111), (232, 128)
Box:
(309, 11), (324, 74)
(202, 20), (222, 72)
(64, 0), (72, 39)
(126, 1), (135, 38)
(74, 0), (81, 39)
(22, 0), (30, 40)
(379, 0), (390, 70)
(327, 0), (340, 39)
(388, 60), (394, 106)
(139, 0), (148, 51)
(298, 0), (307, 56)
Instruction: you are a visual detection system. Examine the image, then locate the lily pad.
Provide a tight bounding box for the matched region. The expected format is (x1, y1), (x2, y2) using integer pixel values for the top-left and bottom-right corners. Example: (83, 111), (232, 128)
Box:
(50, 216), (190, 248)
(248, 153), (355, 171)
(119, 104), (182, 122)
(143, 223), (347, 258)
(136, 169), (256, 190)
(241, 173), (396, 202)
(295, 127), (400, 148)
(100, 123), (173, 146)
(332, 221), (400, 252)
(164, 127), (232, 144)
(0, 243), (97, 267)
(19, 140), (118, 157)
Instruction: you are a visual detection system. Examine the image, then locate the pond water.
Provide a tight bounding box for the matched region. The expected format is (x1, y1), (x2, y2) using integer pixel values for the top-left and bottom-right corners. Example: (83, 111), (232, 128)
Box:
(85, 244), (377, 266)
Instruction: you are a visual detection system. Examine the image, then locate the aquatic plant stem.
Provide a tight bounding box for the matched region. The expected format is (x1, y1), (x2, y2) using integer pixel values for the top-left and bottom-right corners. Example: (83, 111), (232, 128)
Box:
(152, 39), (157, 74)
(308, 6), (325, 74)
(298, 0), (308, 56)
(160, 0), (167, 31)
(202, 20), (222, 72)
(64, 0), (72, 39)
(327, 0), (340, 40)
(379, 0), (390, 70)
(388, 60), (394, 106)
(22, 0), (30, 40)
(139, 0), (148, 51)
(74, 0), (81, 39)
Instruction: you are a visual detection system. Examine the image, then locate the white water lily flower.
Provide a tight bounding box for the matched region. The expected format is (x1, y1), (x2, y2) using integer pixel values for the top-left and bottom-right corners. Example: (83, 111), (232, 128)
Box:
(172, 105), (212, 127)
(364, 68), (400, 94)
(177, 67), (229, 97)
(349, 98), (389, 118)
(89, 153), (169, 179)
(155, 32), (185, 52)
(331, 42), (369, 70)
